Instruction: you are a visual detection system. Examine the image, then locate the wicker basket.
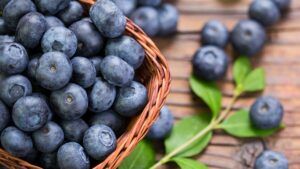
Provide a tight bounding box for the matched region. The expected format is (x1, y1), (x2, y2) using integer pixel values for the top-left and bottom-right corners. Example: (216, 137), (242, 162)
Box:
(0, 0), (171, 169)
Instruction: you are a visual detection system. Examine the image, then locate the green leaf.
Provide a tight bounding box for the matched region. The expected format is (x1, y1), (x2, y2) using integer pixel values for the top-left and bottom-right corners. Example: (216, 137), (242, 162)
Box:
(242, 68), (266, 92)
(119, 141), (155, 169)
(165, 113), (212, 157)
(189, 75), (222, 117)
(172, 158), (208, 169)
(219, 110), (281, 138)
(233, 56), (251, 85)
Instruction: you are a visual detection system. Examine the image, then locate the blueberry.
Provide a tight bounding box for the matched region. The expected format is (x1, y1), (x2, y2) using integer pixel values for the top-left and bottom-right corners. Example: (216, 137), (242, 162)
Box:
(57, 142), (90, 169)
(137, 0), (161, 6)
(60, 119), (88, 143)
(41, 27), (78, 58)
(147, 106), (174, 140)
(12, 96), (49, 132)
(34, 0), (71, 15)
(249, 0), (281, 27)
(1, 126), (33, 157)
(69, 20), (104, 57)
(230, 19), (266, 57)
(106, 36), (145, 69)
(254, 150), (288, 169)
(16, 12), (47, 49)
(89, 77), (116, 113)
(39, 153), (59, 169)
(0, 42), (29, 75)
(192, 46), (228, 81)
(0, 17), (9, 35)
(89, 56), (103, 74)
(100, 55), (134, 87)
(35, 52), (73, 90)
(58, 1), (84, 26)
(0, 75), (32, 106)
(0, 0), (11, 11)
(89, 0), (126, 38)
(272, 0), (291, 12)
(83, 124), (116, 160)
(0, 100), (9, 132)
(3, 0), (36, 30)
(45, 16), (65, 30)
(250, 96), (284, 129)
(157, 4), (179, 36)
(27, 57), (39, 81)
(130, 7), (159, 36)
(71, 57), (96, 88)
(50, 83), (88, 120)
(0, 35), (14, 43)
(89, 109), (126, 135)
(201, 20), (229, 48)
(114, 81), (148, 117)
(111, 0), (137, 16)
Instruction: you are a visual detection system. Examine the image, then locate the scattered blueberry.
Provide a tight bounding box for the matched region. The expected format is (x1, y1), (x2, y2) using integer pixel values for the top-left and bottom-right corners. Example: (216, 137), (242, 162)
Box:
(60, 119), (89, 143)
(201, 20), (229, 48)
(192, 46), (228, 81)
(39, 153), (59, 169)
(89, 56), (103, 74)
(58, 1), (84, 26)
(137, 0), (161, 6)
(250, 96), (284, 129)
(71, 57), (96, 88)
(0, 100), (9, 132)
(34, 0), (71, 15)
(157, 4), (179, 36)
(254, 150), (288, 169)
(271, 0), (291, 12)
(111, 0), (137, 16)
(45, 16), (65, 30)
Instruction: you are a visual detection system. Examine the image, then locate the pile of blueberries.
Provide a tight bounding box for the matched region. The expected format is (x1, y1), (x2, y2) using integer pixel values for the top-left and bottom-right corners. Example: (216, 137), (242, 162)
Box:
(0, 0), (165, 168)
(112, 0), (179, 37)
(192, 0), (290, 168)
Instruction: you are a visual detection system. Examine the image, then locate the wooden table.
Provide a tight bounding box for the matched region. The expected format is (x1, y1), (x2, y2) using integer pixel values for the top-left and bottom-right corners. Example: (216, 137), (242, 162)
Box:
(154, 0), (300, 168)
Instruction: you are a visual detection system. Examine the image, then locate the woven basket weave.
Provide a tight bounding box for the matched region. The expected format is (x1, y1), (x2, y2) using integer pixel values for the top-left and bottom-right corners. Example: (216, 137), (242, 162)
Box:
(0, 0), (171, 168)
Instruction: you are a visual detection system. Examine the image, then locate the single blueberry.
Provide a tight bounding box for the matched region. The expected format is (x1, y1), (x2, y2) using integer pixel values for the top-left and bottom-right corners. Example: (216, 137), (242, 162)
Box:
(130, 7), (160, 37)
(0, 42), (29, 75)
(157, 3), (179, 36)
(111, 0), (137, 16)
(39, 153), (59, 169)
(50, 83), (88, 120)
(100, 55), (134, 87)
(250, 96), (284, 129)
(27, 57), (39, 81)
(89, 0), (126, 38)
(3, 0), (36, 30)
(89, 56), (103, 74)
(1, 126), (33, 157)
(0, 35), (14, 43)
(147, 106), (174, 140)
(16, 12), (46, 49)
(106, 36), (145, 69)
(201, 20), (229, 48)
(83, 124), (117, 160)
(0, 0), (11, 12)
(41, 27), (78, 58)
(69, 20), (104, 57)
(137, 0), (161, 6)
(0, 17), (9, 35)
(71, 57), (96, 88)
(0, 75), (32, 106)
(249, 0), (281, 27)
(45, 16), (65, 30)
(33, 121), (64, 153)
(57, 142), (90, 169)
(35, 52), (73, 90)
(60, 119), (89, 143)
(192, 46), (228, 81)
(58, 1), (84, 26)
(34, 0), (71, 15)
(0, 100), (9, 132)
(89, 77), (116, 113)
(12, 96), (49, 132)
(89, 109), (126, 135)
(254, 150), (288, 169)
(272, 0), (291, 12)
(230, 19), (266, 57)
(114, 81), (148, 117)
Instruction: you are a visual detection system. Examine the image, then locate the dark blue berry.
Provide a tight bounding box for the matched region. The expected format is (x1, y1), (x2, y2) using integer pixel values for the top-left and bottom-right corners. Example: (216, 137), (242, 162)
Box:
(45, 16), (65, 30)
(0, 17), (9, 35)
(12, 96), (49, 132)
(192, 46), (228, 81)
(0, 42), (29, 75)
(89, 0), (126, 38)
(147, 106), (174, 140)
(83, 124), (116, 160)
(58, 1), (84, 26)
(201, 20), (229, 48)
(89, 77), (116, 113)
(34, 0), (71, 15)
(0, 75), (32, 106)
(230, 20), (266, 57)
(57, 142), (90, 169)
(39, 153), (59, 169)
(60, 119), (88, 143)
(89, 56), (103, 74)
(114, 81), (148, 117)
(272, 0), (291, 12)
(137, 0), (161, 6)
(157, 4), (179, 36)
(35, 52), (73, 90)
(100, 55), (134, 87)
(0, 35), (14, 43)
(42, 27), (78, 58)
(71, 57), (96, 88)
(130, 7), (159, 37)
(255, 150), (288, 169)
(111, 0), (137, 16)
(250, 96), (284, 129)
(0, 100), (9, 132)
(106, 35), (145, 69)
